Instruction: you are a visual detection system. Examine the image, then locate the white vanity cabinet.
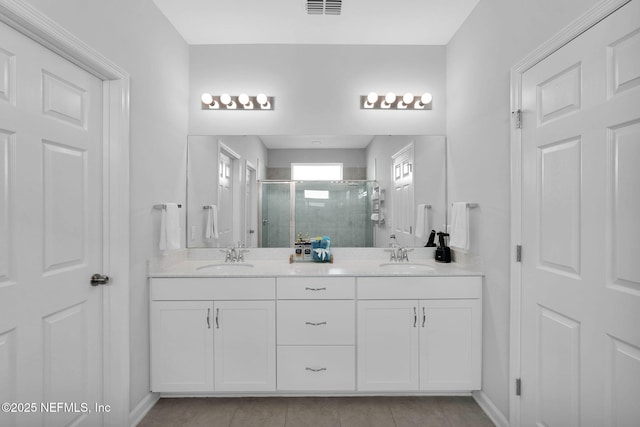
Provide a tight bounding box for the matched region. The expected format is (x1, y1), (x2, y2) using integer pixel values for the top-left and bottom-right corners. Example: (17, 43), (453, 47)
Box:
(276, 277), (356, 391)
(357, 276), (482, 392)
(150, 278), (276, 393)
(150, 300), (214, 392)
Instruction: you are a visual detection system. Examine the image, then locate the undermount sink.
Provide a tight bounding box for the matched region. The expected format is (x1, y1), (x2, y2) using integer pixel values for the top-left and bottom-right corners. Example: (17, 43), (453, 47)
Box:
(197, 263), (254, 272)
(378, 263), (435, 272)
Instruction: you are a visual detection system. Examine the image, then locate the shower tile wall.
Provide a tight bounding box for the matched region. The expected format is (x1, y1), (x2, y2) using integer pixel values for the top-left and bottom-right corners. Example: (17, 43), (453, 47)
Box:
(294, 182), (373, 247)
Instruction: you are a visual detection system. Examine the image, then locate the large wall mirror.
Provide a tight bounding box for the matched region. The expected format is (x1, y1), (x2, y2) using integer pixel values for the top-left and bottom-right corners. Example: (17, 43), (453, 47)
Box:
(187, 135), (447, 249)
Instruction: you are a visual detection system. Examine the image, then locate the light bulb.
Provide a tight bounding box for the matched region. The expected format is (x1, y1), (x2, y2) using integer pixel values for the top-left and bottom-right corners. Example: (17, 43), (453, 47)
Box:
(367, 92), (378, 104)
(256, 93), (269, 106)
(238, 93), (250, 105)
(420, 92), (433, 105)
(402, 93), (415, 105)
(385, 92), (396, 104)
(220, 93), (232, 105)
(201, 93), (213, 105)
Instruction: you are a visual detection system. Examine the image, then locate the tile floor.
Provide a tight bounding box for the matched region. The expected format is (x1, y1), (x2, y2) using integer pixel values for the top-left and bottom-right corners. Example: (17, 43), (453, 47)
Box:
(138, 396), (495, 427)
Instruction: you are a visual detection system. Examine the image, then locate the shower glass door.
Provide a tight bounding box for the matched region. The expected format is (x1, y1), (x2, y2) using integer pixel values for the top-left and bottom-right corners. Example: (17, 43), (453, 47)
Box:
(260, 182), (292, 247)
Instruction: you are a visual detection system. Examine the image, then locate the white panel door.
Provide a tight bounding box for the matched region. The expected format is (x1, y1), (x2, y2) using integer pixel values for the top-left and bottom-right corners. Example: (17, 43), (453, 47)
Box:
(391, 144), (415, 247)
(0, 21), (104, 427)
(357, 300), (419, 391)
(218, 151), (233, 248)
(419, 299), (482, 391)
(213, 300), (276, 391)
(520, 2), (640, 425)
(150, 301), (214, 392)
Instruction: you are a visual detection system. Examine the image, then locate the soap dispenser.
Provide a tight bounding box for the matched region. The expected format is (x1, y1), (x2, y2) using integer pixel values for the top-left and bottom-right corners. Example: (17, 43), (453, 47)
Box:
(435, 232), (451, 263)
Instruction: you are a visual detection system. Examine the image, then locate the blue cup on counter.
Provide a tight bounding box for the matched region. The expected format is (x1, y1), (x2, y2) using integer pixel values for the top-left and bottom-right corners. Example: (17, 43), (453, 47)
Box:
(312, 236), (331, 262)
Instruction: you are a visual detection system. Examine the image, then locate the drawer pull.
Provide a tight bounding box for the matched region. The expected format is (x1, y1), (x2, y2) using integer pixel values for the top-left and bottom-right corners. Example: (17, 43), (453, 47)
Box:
(305, 367), (327, 372)
(207, 308), (211, 329)
(215, 308), (220, 329)
(305, 287), (327, 291)
(305, 321), (327, 326)
(413, 307), (417, 328)
(422, 307), (426, 327)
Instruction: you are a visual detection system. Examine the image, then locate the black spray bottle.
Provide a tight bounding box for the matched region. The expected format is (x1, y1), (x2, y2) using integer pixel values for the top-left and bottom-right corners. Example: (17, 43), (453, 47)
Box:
(435, 232), (451, 263)
(424, 230), (437, 247)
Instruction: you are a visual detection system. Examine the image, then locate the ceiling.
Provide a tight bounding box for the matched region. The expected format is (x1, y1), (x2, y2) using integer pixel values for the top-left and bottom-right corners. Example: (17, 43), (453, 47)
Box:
(152, 0), (480, 45)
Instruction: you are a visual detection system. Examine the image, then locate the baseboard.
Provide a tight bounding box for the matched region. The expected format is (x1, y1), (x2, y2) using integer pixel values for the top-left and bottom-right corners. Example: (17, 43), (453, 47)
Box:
(129, 392), (160, 427)
(472, 390), (509, 427)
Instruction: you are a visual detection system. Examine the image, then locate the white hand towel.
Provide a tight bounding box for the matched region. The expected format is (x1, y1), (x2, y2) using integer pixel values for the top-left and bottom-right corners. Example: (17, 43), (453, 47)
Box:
(449, 202), (470, 251)
(159, 203), (181, 250)
(205, 205), (219, 239)
(415, 204), (428, 238)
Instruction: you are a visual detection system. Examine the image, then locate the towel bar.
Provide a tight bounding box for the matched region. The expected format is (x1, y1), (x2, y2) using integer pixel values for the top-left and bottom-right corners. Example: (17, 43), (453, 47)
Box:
(452, 202), (478, 208)
(203, 206), (213, 210)
(154, 204), (182, 210)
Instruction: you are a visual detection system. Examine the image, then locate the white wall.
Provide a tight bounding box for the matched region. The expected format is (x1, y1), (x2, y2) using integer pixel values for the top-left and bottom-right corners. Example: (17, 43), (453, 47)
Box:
(23, 0), (190, 417)
(446, 0), (601, 420)
(268, 149), (366, 168)
(189, 44), (446, 135)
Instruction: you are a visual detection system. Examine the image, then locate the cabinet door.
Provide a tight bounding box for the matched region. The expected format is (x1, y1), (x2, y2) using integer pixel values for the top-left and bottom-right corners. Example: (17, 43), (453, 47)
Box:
(214, 300), (276, 391)
(150, 301), (214, 392)
(419, 299), (482, 391)
(357, 300), (419, 391)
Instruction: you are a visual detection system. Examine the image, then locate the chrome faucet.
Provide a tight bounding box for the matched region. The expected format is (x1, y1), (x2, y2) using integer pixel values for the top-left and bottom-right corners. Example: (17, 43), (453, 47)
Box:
(385, 244), (414, 262)
(386, 234), (398, 261)
(221, 243), (249, 263)
(224, 247), (237, 262)
(237, 242), (249, 262)
(400, 247), (414, 262)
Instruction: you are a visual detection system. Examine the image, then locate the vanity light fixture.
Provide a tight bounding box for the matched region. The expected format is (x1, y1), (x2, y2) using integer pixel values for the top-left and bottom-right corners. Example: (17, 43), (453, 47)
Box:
(200, 93), (274, 110)
(382, 92), (396, 109)
(360, 91), (433, 110)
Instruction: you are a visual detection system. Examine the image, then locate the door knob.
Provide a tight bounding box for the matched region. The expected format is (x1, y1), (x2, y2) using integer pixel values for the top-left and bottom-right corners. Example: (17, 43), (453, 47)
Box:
(90, 273), (110, 286)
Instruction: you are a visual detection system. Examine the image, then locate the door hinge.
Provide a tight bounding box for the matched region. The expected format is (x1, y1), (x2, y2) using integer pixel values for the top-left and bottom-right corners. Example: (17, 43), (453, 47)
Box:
(516, 245), (522, 262)
(516, 378), (522, 396)
(513, 109), (522, 129)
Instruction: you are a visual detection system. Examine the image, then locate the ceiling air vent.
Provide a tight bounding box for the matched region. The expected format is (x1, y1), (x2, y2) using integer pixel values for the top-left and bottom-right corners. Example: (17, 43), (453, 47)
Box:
(324, 0), (342, 15)
(306, 0), (342, 16)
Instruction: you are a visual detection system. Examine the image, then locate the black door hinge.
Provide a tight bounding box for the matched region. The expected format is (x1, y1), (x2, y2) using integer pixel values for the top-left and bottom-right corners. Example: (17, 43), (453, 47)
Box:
(516, 378), (522, 396)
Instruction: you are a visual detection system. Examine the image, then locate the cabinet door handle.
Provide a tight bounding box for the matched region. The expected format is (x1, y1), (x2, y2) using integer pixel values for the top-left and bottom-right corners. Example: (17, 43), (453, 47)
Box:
(305, 321), (327, 326)
(215, 308), (220, 329)
(207, 308), (211, 329)
(305, 287), (326, 291)
(413, 307), (417, 328)
(422, 307), (426, 327)
(305, 367), (327, 372)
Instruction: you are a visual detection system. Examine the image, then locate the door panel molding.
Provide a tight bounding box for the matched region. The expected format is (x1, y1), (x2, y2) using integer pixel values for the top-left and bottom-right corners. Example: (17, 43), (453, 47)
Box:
(509, 1), (632, 426)
(0, 1), (131, 426)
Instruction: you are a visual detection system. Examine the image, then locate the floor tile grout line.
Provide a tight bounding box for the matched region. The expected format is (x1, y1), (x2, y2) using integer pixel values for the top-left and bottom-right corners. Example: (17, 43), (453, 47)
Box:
(388, 402), (399, 427)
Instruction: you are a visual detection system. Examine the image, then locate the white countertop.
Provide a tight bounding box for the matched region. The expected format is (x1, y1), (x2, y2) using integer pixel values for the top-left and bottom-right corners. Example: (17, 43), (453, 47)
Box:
(148, 248), (483, 278)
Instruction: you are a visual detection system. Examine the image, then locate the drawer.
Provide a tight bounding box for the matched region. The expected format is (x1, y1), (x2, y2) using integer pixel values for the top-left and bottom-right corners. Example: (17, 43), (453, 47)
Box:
(277, 301), (355, 345)
(357, 276), (482, 300)
(277, 277), (355, 299)
(277, 346), (355, 391)
(150, 277), (275, 300)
